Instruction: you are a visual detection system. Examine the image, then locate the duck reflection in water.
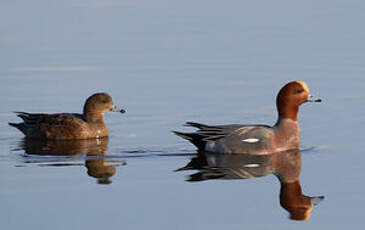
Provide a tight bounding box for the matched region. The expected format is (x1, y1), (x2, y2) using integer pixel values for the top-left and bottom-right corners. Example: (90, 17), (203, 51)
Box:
(19, 137), (125, 184)
(177, 150), (324, 221)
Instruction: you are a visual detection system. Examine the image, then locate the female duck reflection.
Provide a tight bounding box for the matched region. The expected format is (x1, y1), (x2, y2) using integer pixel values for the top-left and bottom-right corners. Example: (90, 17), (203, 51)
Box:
(19, 137), (125, 184)
(177, 150), (324, 221)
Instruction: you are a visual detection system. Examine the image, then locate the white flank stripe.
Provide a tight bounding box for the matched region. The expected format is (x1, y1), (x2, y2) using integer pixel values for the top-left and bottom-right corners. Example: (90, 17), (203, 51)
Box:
(242, 138), (259, 143)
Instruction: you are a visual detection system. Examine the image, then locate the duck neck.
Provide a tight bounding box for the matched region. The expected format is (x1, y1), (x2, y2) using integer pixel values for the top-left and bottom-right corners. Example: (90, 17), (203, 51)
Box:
(277, 102), (299, 122)
(274, 98), (300, 130)
(280, 180), (303, 202)
(84, 110), (104, 123)
(280, 180), (312, 221)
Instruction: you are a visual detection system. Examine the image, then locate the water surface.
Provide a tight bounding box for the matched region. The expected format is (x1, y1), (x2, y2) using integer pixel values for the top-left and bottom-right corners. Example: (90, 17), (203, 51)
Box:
(1, 0), (365, 229)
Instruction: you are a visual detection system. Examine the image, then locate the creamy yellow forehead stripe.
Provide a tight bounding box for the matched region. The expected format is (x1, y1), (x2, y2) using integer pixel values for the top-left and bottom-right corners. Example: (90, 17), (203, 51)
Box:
(296, 81), (310, 93)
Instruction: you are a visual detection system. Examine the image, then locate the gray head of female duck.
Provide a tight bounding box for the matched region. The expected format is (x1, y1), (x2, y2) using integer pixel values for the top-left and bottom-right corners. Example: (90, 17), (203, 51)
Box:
(83, 93), (125, 123)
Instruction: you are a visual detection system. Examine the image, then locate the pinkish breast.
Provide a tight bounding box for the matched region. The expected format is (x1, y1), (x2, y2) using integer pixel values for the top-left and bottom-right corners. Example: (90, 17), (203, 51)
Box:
(270, 119), (301, 152)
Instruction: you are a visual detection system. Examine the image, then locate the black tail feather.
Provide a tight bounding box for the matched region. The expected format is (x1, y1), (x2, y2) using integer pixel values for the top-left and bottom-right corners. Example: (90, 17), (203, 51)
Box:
(172, 131), (206, 150)
(186, 172), (226, 182)
(185, 121), (210, 129)
(172, 131), (193, 141)
(8, 122), (26, 134)
(8, 122), (20, 128)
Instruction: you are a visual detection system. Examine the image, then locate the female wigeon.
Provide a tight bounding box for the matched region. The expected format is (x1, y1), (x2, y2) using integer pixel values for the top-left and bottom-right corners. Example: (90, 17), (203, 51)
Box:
(9, 93), (125, 140)
(174, 81), (321, 154)
(20, 137), (118, 184)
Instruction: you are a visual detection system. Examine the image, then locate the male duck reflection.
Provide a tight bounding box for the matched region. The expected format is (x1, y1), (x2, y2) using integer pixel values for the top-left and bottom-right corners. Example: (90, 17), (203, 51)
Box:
(174, 81), (321, 154)
(177, 150), (324, 221)
(20, 137), (124, 184)
(9, 93), (125, 140)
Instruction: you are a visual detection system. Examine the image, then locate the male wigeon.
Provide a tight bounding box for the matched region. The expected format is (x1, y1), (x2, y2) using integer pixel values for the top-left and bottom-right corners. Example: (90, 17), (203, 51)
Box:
(177, 150), (324, 221)
(174, 81), (321, 154)
(9, 93), (125, 140)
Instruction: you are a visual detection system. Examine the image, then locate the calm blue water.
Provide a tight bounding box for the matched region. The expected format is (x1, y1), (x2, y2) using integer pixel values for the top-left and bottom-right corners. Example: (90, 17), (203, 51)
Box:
(1, 0), (365, 229)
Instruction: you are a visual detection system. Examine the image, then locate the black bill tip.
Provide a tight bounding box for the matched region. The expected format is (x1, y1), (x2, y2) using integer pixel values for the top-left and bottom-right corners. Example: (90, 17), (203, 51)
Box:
(315, 98), (322, 102)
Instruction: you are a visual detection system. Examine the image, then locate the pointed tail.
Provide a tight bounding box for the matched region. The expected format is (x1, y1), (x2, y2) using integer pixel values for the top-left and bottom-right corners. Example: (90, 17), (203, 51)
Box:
(172, 131), (205, 150)
(8, 122), (26, 134)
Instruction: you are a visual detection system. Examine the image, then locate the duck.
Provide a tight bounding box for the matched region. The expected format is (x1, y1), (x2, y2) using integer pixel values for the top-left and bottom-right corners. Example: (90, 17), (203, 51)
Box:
(19, 137), (121, 184)
(9, 93), (125, 140)
(173, 81), (321, 154)
(176, 150), (324, 221)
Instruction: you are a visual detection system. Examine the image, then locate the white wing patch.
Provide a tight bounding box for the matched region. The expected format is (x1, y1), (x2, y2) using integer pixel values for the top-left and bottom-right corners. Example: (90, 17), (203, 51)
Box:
(243, 164), (260, 168)
(242, 138), (259, 143)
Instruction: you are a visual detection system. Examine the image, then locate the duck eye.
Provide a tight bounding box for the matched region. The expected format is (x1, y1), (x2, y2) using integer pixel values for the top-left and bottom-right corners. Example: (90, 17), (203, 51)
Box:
(101, 100), (108, 103)
(294, 89), (304, 94)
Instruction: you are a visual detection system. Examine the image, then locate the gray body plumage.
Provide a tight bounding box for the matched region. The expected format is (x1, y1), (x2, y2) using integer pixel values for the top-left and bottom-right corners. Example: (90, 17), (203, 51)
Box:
(174, 122), (275, 154)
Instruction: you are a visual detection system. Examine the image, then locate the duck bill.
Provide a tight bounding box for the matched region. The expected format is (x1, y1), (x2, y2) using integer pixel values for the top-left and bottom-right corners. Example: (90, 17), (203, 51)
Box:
(111, 105), (126, 113)
(306, 94), (322, 103)
(310, 196), (325, 206)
